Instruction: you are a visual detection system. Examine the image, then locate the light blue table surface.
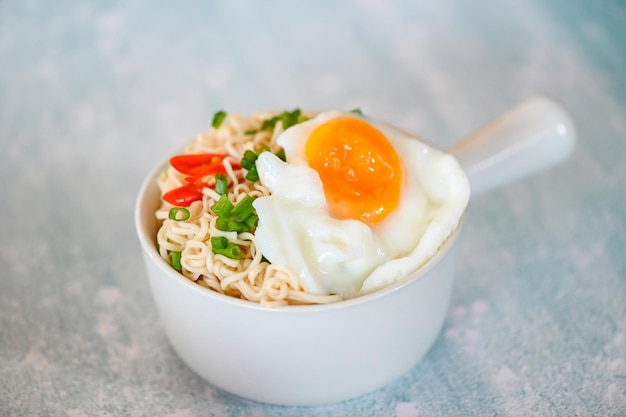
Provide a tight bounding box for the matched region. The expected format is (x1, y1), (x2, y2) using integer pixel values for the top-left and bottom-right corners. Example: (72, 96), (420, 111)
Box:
(1, 1), (625, 416)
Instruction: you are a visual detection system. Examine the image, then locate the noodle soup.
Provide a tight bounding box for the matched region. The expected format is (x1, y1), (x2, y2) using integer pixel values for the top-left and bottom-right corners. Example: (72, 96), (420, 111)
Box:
(154, 109), (470, 306)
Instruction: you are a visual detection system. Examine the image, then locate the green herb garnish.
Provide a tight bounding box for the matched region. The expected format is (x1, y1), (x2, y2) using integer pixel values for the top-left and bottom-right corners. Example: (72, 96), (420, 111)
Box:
(216, 217), (245, 233)
(241, 149), (258, 170)
(260, 116), (280, 131)
(168, 207), (191, 221)
(243, 213), (258, 230)
(230, 195), (255, 222)
(280, 109), (302, 130)
(212, 110), (227, 129)
(210, 236), (242, 260)
(241, 146), (276, 182)
(215, 174), (228, 195)
(170, 251), (183, 271)
(211, 195), (234, 218)
(211, 194), (258, 233)
(245, 109), (307, 135)
(241, 149), (260, 181)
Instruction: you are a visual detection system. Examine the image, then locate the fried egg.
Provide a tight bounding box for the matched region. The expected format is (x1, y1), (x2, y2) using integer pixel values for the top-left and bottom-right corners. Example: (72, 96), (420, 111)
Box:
(253, 111), (470, 297)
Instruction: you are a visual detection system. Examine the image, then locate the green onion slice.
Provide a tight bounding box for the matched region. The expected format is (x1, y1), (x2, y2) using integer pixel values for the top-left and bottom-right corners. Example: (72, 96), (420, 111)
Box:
(210, 237), (242, 260)
(231, 195), (255, 222)
(211, 195), (234, 217)
(215, 174), (228, 195)
(213, 244), (242, 260)
(212, 110), (227, 129)
(245, 167), (259, 182)
(257, 109), (304, 132)
(244, 213), (258, 230)
(170, 251), (182, 272)
(216, 217), (246, 232)
(210, 236), (228, 249)
(281, 109), (301, 130)
(260, 116), (279, 131)
(168, 207), (191, 221)
(241, 150), (257, 169)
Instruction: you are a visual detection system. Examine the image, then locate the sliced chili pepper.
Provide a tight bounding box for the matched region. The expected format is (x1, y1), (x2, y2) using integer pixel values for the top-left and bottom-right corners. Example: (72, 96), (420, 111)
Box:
(170, 153), (228, 176)
(164, 153), (245, 207)
(184, 161), (242, 185)
(162, 183), (204, 207)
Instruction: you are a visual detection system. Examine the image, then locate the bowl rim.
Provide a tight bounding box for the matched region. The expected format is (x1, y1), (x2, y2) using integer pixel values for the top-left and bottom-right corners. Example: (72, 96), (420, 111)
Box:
(135, 155), (463, 315)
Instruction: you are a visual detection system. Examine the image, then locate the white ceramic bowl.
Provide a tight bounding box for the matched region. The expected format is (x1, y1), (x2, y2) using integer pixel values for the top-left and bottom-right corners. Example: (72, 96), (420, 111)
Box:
(135, 95), (575, 406)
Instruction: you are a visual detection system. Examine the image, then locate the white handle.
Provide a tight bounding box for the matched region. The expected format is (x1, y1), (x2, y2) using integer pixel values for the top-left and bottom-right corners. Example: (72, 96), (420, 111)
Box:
(448, 95), (576, 196)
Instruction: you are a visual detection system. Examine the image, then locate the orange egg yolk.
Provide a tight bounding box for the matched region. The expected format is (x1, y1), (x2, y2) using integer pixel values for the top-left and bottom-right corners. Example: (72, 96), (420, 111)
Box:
(304, 117), (404, 224)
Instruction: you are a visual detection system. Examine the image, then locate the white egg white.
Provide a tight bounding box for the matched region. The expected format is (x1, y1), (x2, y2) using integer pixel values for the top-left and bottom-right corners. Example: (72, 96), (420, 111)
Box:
(254, 155), (385, 296)
(253, 112), (470, 297)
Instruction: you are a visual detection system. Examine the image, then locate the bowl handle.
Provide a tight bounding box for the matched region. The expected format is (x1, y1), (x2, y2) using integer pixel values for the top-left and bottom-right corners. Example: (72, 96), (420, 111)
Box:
(448, 95), (576, 196)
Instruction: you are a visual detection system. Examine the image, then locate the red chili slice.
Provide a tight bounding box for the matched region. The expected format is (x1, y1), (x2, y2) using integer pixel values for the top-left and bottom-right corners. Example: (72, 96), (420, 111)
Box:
(164, 153), (245, 207)
(185, 161), (242, 185)
(162, 183), (204, 207)
(170, 153), (228, 175)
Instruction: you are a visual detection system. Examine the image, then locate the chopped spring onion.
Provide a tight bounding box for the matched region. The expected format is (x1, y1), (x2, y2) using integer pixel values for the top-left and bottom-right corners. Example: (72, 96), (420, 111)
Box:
(212, 110), (227, 129)
(260, 116), (279, 131)
(243, 213), (258, 230)
(241, 150), (259, 181)
(245, 168), (259, 182)
(211, 195), (234, 217)
(231, 195), (255, 222)
(211, 194), (258, 233)
(215, 174), (228, 195)
(170, 251), (182, 272)
(168, 207), (191, 221)
(246, 109), (306, 135)
(241, 146), (272, 182)
(214, 245), (242, 260)
(350, 108), (363, 115)
(241, 150), (257, 170)
(216, 217), (246, 233)
(211, 236), (228, 249)
(210, 236), (242, 260)
(280, 108), (302, 130)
